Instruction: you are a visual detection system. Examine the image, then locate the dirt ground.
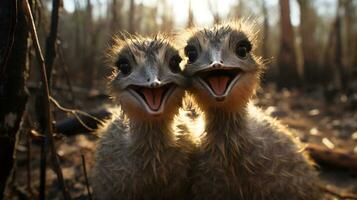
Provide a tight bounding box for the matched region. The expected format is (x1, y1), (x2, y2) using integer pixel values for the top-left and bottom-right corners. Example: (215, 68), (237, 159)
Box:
(11, 84), (357, 199)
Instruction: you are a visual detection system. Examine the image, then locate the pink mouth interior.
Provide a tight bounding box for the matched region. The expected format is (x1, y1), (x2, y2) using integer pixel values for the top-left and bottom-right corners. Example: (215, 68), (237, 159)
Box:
(207, 76), (230, 95)
(140, 88), (164, 111)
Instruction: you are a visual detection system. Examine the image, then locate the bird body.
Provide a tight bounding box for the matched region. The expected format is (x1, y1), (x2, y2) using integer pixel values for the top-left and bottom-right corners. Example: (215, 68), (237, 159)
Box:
(182, 21), (323, 200)
(190, 104), (322, 200)
(92, 113), (194, 200)
(91, 35), (195, 200)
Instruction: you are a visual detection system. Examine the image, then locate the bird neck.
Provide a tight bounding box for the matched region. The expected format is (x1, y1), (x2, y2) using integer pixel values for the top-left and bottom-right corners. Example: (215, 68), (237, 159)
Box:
(205, 106), (246, 137)
(201, 106), (255, 160)
(128, 118), (177, 152)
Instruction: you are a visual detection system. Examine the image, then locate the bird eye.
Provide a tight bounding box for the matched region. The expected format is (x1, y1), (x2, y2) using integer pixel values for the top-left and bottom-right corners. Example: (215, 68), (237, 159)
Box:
(169, 54), (182, 73)
(184, 45), (198, 63)
(235, 40), (252, 58)
(116, 58), (131, 76)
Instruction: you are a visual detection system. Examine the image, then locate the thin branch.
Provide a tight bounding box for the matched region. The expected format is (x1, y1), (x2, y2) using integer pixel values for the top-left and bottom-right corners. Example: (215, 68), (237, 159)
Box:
(22, 0), (71, 199)
(319, 184), (357, 200)
(50, 96), (106, 131)
(54, 108), (111, 136)
(306, 144), (357, 171)
(50, 97), (104, 123)
(81, 155), (93, 200)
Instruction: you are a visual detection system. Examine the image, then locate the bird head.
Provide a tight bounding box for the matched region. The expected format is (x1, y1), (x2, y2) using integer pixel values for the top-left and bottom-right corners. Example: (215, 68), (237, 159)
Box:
(182, 20), (264, 111)
(108, 34), (187, 121)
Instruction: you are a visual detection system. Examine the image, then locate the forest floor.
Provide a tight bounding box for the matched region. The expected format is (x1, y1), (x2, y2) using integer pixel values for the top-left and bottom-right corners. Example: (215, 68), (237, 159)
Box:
(10, 84), (357, 200)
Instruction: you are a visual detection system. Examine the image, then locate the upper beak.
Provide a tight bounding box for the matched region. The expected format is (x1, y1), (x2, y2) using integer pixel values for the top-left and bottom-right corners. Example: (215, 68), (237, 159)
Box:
(210, 61), (223, 69)
(148, 78), (162, 88)
(210, 48), (222, 64)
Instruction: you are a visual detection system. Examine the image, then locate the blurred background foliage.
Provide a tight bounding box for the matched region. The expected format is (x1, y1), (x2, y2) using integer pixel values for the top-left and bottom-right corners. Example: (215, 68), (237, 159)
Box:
(1, 1), (357, 199)
(30, 0), (357, 103)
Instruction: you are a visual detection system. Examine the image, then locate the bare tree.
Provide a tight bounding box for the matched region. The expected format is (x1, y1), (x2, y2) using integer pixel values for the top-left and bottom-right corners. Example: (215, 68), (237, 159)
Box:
(0, 0), (29, 198)
(74, 0), (81, 59)
(160, 0), (173, 31)
(353, 1), (357, 71)
(135, 2), (144, 33)
(44, 0), (60, 85)
(277, 0), (300, 88)
(111, 0), (123, 33)
(297, 0), (320, 86)
(128, 0), (135, 33)
(36, 0), (61, 198)
(354, 31), (357, 73)
(230, 0), (245, 19)
(208, 0), (220, 24)
(261, 0), (269, 59)
(186, 0), (194, 28)
(342, 0), (355, 90)
(83, 0), (99, 89)
(323, 0), (345, 91)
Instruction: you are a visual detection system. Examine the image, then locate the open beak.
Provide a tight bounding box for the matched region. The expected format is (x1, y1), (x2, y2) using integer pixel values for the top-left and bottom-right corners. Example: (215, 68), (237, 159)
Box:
(128, 82), (176, 115)
(196, 62), (243, 101)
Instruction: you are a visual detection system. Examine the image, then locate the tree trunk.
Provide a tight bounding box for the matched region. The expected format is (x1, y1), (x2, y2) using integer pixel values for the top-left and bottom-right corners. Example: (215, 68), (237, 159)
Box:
(297, 0), (320, 86)
(35, 0), (60, 145)
(128, 0), (135, 33)
(74, 0), (81, 59)
(325, 0), (344, 91)
(35, 0), (60, 133)
(231, 0), (244, 19)
(342, 0), (354, 92)
(135, 2), (143, 33)
(44, 0), (60, 86)
(353, 1), (357, 72)
(186, 0), (194, 28)
(334, 0), (347, 91)
(208, 0), (220, 25)
(83, 0), (96, 89)
(111, 0), (123, 33)
(322, 0), (346, 101)
(277, 0), (300, 88)
(261, 0), (269, 60)
(0, 0), (29, 198)
(160, 0), (173, 31)
(354, 31), (357, 74)
(260, 0), (274, 84)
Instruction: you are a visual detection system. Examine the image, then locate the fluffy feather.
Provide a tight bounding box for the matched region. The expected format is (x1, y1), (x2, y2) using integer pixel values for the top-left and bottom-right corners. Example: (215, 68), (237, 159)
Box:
(182, 20), (324, 200)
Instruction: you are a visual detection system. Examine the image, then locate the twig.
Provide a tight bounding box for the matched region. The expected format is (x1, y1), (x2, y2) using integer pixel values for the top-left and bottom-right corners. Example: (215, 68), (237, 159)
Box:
(22, 0), (71, 199)
(54, 108), (111, 136)
(306, 143), (357, 171)
(319, 184), (357, 200)
(81, 155), (93, 200)
(49, 96), (105, 131)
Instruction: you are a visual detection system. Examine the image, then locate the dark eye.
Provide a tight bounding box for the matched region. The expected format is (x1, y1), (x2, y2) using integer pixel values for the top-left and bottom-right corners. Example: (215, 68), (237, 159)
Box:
(184, 45), (198, 63)
(116, 58), (131, 76)
(169, 54), (182, 73)
(235, 40), (252, 58)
